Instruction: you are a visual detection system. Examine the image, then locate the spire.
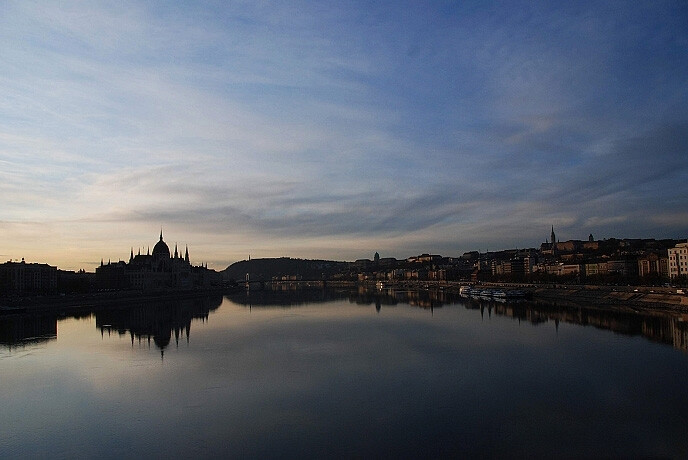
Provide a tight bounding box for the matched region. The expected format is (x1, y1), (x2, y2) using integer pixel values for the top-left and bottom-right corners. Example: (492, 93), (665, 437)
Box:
(101, 258), (103, 267)
(184, 245), (189, 264)
(147, 246), (150, 256)
(174, 243), (178, 259)
(130, 248), (134, 263)
(160, 228), (163, 241)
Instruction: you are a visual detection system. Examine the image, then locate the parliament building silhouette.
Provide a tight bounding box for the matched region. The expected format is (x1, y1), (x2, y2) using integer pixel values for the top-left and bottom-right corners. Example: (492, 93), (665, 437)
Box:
(95, 231), (218, 291)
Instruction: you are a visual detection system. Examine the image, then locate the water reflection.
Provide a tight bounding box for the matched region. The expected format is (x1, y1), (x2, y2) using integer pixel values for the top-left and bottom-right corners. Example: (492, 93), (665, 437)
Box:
(227, 287), (351, 307)
(0, 294), (223, 354)
(458, 296), (688, 353)
(229, 285), (462, 311)
(3, 288), (688, 457)
(348, 286), (688, 352)
(231, 285), (688, 353)
(351, 286), (463, 311)
(3, 288), (688, 354)
(497, 301), (688, 352)
(0, 314), (57, 349)
(95, 294), (223, 357)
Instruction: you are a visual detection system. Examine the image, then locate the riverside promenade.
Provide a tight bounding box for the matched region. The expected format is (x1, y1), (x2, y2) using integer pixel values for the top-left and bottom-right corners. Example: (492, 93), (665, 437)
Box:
(359, 280), (688, 313)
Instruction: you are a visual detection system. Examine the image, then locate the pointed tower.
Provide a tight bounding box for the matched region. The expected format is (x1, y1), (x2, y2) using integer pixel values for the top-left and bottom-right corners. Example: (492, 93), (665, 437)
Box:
(551, 226), (557, 257)
(184, 245), (189, 264)
(130, 248), (134, 263)
(159, 229), (164, 242)
(174, 243), (178, 259)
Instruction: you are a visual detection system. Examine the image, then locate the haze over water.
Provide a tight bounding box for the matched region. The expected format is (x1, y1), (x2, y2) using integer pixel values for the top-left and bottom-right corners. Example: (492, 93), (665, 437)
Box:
(2, 290), (688, 458)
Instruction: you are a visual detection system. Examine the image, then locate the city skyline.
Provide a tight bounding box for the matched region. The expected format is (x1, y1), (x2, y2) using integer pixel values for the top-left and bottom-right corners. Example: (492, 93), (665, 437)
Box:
(5, 228), (685, 275)
(2, 1), (687, 271)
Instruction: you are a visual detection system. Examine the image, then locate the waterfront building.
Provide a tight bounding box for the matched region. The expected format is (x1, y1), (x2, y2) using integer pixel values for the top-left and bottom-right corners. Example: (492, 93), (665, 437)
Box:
(584, 262), (608, 278)
(606, 259), (639, 278)
(386, 269), (405, 280)
(491, 257), (530, 279)
(637, 252), (669, 279)
(545, 263), (581, 277)
(96, 231), (219, 291)
(428, 269), (446, 281)
(0, 259), (58, 294)
(668, 242), (688, 279)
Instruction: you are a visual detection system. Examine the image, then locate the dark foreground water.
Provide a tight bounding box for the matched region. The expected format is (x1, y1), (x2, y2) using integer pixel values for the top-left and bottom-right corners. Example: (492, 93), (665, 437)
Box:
(2, 288), (688, 459)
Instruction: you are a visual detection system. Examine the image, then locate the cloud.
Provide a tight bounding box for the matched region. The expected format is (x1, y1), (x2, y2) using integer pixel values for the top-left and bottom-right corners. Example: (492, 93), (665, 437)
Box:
(549, 123), (688, 206)
(1, 1), (687, 269)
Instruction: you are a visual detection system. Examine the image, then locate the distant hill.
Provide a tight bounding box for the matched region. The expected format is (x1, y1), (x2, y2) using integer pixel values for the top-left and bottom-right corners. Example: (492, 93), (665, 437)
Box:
(222, 257), (351, 281)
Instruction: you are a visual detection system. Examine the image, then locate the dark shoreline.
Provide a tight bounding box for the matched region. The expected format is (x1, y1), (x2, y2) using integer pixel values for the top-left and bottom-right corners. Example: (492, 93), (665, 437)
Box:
(2, 280), (687, 316)
(0, 287), (238, 315)
(356, 280), (688, 313)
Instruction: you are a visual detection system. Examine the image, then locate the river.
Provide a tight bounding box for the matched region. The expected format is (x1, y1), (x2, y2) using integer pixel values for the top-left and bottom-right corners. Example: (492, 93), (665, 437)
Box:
(1, 287), (688, 458)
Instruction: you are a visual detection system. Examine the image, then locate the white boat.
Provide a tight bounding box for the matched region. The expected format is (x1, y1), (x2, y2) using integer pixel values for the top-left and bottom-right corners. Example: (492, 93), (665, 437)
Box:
(506, 290), (526, 298)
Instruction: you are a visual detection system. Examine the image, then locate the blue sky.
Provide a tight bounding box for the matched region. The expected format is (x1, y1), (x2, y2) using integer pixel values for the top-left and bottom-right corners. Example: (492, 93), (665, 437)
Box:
(1, 1), (687, 270)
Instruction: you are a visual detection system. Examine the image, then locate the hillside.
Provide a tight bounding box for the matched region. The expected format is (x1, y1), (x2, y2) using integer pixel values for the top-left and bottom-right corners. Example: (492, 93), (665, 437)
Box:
(222, 257), (350, 282)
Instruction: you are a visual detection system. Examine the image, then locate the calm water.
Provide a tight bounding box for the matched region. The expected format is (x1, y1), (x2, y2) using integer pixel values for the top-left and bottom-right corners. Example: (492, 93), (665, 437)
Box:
(2, 288), (688, 459)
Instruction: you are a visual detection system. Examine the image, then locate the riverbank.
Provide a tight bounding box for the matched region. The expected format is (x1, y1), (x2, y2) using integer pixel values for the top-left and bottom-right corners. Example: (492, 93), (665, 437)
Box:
(528, 285), (688, 313)
(362, 280), (688, 312)
(3, 281), (687, 315)
(0, 287), (239, 315)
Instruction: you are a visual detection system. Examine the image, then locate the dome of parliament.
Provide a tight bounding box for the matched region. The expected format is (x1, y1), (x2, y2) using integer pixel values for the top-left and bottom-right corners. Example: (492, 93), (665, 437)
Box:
(152, 231), (170, 258)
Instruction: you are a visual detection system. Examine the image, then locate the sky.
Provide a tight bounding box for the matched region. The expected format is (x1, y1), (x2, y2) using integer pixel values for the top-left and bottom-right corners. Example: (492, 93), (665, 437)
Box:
(1, 0), (687, 271)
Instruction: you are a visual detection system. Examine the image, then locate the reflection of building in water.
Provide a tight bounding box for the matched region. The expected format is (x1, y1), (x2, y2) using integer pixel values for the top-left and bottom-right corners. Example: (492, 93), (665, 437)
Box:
(95, 231), (221, 291)
(484, 300), (688, 352)
(228, 287), (349, 307)
(95, 295), (222, 357)
(348, 287), (464, 312)
(0, 314), (57, 348)
(352, 286), (399, 308)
